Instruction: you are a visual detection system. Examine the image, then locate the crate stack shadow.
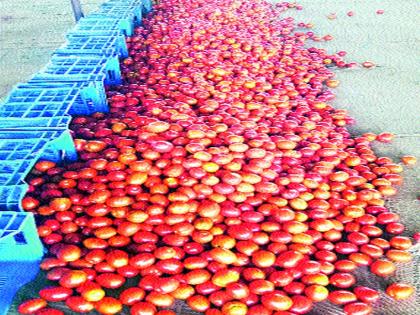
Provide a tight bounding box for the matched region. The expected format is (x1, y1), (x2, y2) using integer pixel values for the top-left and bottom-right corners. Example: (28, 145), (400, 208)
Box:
(0, 1), (152, 314)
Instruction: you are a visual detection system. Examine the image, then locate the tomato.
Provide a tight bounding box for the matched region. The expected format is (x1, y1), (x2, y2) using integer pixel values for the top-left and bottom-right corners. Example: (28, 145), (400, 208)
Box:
(198, 200), (221, 218)
(49, 198), (72, 212)
(209, 247), (237, 265)
(145, 291), (175, 307)
(221, 301), (248, 315)
(328, 290), (357, 305)
(386, 283), (415, 300)
(343, 302), (372, 315)
(187, 295), (211, 312)
(171, 284), (195, 300)
(370, 259), (396, 277)
(95, 297), (123, 315)
(249, 280), (275, 295)
(329, 273), (356, 288)
(35, 309), (64, 315)
(353, 286), (380, 304)
(289, 295), (313, 314)
(130, 302), (157, 315)
(130, 253), (156, 269)
(81, 285), (106, 302)
(226, 282), (250, 299)
(304, 285), (329, 302)
(186, 269), (212, 285)
(252, 250), (276, 268)
(59, 270), (88, 288)
(261, 291), (293, 311)
(155, 277), (180, 294)
(56, 245), (82, 262)
(106, 250), (129, 268)
(39, 286), (72, 302)
(65, 296), (95, 313)
(96, 273), (126, 289)
(389, 236), (412, 250)
(120, 287), (146, 305)
(386, 249), (412, 263)
(18, 299), (47, 314)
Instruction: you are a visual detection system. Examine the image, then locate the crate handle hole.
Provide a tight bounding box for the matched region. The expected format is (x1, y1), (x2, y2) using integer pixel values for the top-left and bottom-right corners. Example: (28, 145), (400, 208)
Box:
(14, 232), (28, 245)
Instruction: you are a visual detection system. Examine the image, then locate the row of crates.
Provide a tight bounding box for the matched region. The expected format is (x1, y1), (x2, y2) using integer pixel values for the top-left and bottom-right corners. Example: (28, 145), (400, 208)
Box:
(0, 1), (152, 314)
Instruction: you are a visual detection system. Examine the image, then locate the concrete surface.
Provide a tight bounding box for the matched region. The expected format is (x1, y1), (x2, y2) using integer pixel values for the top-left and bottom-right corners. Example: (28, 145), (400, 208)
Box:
(0, 0), (105, 101)
(286, 0), (420, 236)
(2, 0), (420, 314)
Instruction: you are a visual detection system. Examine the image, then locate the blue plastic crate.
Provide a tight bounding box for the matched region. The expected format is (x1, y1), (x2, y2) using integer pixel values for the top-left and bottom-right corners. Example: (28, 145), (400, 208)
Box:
(75, 16), (134, 37)
(0, 116), (72, 130)
(0, 212), (44, 315)
(31, 73), (108, 112)
(100, 4), (143, 26)
(56, 34), (128, 58)
(1, 85), (75, 116)
(0, 161), (33, 187)
(0, 85), (93, 117)
(66, 29), (128, 58)
(0, 161), (33, 212)
(0, 130), (77, 162)
(105, 0), (152, 14)
(18, 80), (107, 114)
(0, 184), (28, 212)
(35, 54), (121, 87)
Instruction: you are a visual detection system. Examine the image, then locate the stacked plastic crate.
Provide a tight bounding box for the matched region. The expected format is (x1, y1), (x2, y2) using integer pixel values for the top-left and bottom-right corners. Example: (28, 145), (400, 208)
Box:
(0, 1), (151, 314)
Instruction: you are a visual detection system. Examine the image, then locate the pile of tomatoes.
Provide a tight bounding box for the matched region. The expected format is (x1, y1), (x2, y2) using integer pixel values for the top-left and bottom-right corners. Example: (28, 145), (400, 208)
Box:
(18, 0), (416, 314)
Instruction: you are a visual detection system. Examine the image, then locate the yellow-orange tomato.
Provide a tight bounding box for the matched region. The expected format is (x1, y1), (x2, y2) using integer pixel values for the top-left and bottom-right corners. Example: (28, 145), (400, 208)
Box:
(212, 269), (240, 287)
(198, 201), (221, 218)
(251, 250), (276, 268)
(81, 287), (105, 302)
(221, 301), (248, 315)
(187, 295), (210, 312)
(171, 284), (195, 300)
(209, 248), (237, 264)
(370, 259), (396, 277)
(304, 285), (329, 302)
(386, 283), (415, 300)
(400, 155), (417, 166)
(95, 297), (122, 315)
(386, 249), (412, 262)
(146, 292), (175, 308)
(185, 269), (212, 285)
(56, 245), (82, 262)
(59, 270), (88, 288)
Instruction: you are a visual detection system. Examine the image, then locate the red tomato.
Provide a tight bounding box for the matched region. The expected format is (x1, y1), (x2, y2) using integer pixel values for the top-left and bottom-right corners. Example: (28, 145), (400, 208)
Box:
(329, 273), (356, 288)
(353, 286), (380, 304)
(18, 299), (47, 314)
(328, 290), (357, 305)
(370, 259), (396, 277)
(261, 291), (293, 311)
(120, 287), (146, 305)
(35, 308), (64, 315)
(56, 245), (82, 262)
(95, 297), (123, 315)
(39, 286), (72, 302)
(65, 296), (95, 313)
(343, 302), (372, 315)
(95, 273), (126, 289)
(146, 291), (175, 307)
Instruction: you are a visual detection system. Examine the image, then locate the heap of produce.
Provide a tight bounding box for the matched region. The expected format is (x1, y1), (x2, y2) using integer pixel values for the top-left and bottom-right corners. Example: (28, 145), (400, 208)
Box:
(18, 0), (417, 314)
